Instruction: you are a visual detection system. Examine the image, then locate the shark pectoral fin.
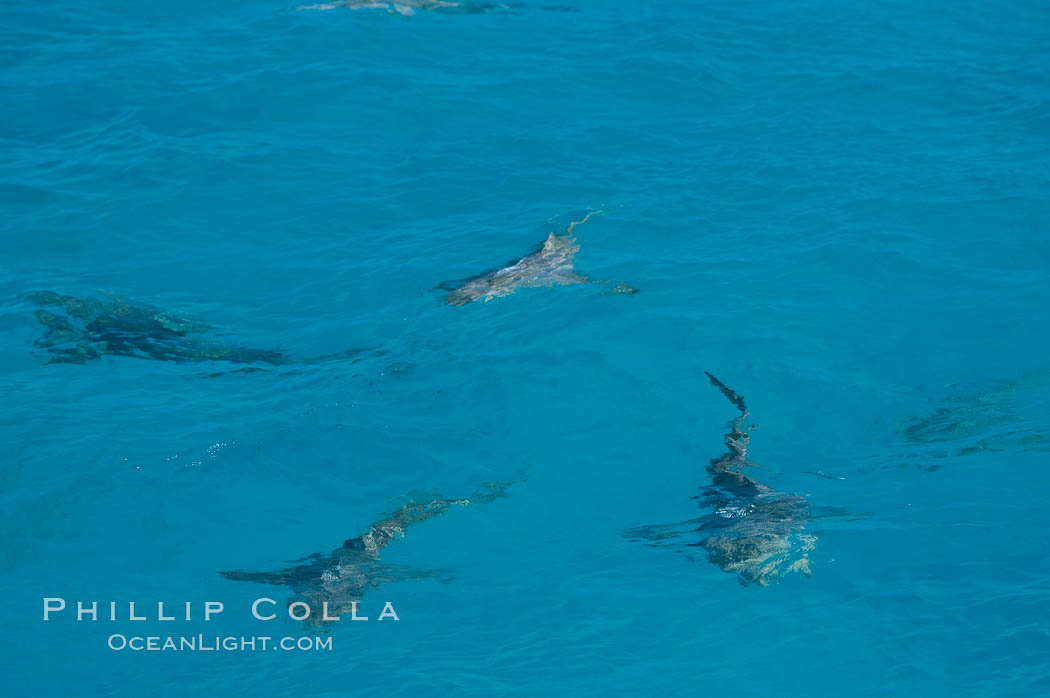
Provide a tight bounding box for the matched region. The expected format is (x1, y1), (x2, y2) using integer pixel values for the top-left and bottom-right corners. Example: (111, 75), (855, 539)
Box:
(552, 271), (589, 286)
(809, 505), (856, 520)
(33, 310), (81, 346)
(623, 518), (705, 545)
(436, 278), (471, 292)
(219, 569), (289, 586)
(40, 341), (105, 364)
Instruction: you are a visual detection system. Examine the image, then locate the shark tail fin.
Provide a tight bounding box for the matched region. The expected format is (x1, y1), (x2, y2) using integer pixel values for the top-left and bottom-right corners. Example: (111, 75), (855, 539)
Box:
(564, 209), (602, 236)
(705, 371), (748, 415)
(705, 372), (753, 465)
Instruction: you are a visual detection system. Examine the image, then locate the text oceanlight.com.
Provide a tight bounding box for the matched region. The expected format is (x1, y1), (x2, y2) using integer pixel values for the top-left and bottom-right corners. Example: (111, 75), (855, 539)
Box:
(107, 635), (332, 652)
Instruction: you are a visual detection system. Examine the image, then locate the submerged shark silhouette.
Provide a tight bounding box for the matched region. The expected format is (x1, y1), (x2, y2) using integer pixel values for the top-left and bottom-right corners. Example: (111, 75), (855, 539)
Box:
(441, 212), (637, 305)
(24, 291), (378, 369)
(220, 482), (510, 625)
(24, 291), (289, 366)
(625, 373), (814, 586)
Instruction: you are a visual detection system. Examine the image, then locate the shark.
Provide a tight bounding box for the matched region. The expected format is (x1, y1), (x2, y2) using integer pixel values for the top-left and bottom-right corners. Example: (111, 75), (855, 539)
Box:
(625, 373), (814, 586)
(295, 0), (514, 15)
(864, 374), (1050, 470)
(24, 291), (290, 366)
(441, 212), (638, 305)
(220, 482), (509, 625)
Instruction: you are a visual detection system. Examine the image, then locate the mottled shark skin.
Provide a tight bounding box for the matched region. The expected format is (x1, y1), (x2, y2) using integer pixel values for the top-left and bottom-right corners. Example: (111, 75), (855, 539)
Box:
(442, 212), (637, 305)
(220, 482), (509, 625)
(25, 291), (288, 366)
(295, 0), (512, 15)
(625, 374), (813, 586)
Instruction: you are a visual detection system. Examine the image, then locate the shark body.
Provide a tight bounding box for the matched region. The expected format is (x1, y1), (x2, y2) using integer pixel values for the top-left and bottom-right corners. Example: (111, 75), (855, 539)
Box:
(625, 373), (813, 585)
(25, 291), (288, 366)
(220, 482), (508, 624)
(442, 212), (636, 305)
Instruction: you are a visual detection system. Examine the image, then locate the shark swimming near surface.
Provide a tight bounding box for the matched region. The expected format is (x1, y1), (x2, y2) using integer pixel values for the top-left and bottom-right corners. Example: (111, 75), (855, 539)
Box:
(24, 291), (290, 366)
(441, 212), (638, 305)
(220, 482), (510, 624)
(24, 290), (381, 370)
(625, 373), (814, 586)
(898, 378), (1048, 457)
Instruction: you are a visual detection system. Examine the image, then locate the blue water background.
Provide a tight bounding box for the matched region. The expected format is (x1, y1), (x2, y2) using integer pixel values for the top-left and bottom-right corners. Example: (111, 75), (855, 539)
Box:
(2, 0), (1049, 695)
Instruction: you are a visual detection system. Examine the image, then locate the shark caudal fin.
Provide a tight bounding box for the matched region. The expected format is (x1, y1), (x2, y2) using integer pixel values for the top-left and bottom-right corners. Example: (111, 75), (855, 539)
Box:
(564, 209), (601, 235)
(558, 210), (640, 296)
(704, 372), (754, 469)
(705, 372), (748, 415)
(539, 209), (602, 249)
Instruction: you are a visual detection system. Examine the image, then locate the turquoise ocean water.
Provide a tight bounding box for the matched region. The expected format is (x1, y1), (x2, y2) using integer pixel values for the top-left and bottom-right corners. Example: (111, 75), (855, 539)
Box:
(2, 1), (1049, 695)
